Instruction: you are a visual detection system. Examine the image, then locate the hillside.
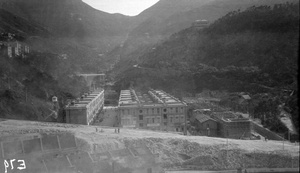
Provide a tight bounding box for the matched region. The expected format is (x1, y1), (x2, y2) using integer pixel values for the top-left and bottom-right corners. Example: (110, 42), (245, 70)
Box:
(0, 0), (136, 73)
(0, 49), (88, 121)
(0, 119), (299, 172)
(114, 3), (299, 136)
(0, 0), (135, 122)
(0, 9), (49, 37)
(0, 0), (132, 52)
(109, 0), (298, 64)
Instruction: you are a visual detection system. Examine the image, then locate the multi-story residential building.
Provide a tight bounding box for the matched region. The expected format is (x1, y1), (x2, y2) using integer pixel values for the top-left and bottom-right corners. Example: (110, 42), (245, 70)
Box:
(65, 89), (104, 125)
(118, 89), (188, 132)
(0, 41), (30, 58)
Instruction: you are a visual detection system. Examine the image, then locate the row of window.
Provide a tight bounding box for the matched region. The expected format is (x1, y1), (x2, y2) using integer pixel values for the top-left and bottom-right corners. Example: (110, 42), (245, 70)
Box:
(122, 118), (134, 125)
(121, 107), (185, 115)
(87, 94), (104, 120)
(138, 114), (184, 123)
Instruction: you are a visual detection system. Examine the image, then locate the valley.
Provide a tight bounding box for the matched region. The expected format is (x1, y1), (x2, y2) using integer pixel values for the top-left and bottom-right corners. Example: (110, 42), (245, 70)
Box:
(0, 0), (299, 172)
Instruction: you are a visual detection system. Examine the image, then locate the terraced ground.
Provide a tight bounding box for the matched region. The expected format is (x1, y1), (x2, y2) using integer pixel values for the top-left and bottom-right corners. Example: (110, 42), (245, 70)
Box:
(0, 119), (299, 172)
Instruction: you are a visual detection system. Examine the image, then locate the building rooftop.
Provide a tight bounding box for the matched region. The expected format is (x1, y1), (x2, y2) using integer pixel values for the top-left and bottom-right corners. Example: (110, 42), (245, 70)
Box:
(149, 89), (185, 106)
(118, 89), (186, 107)
(195, 114), (216, 123)
(118, 90), (139, 107)
(211, 111), (250, 123)
(66, 89), (104, 109)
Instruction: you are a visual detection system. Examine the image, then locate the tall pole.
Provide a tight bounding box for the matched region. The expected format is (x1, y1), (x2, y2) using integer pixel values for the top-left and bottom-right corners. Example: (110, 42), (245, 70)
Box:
(226, 128), (228, 167)
(184, 106), (187, 135)
(283, 133), (285, 150)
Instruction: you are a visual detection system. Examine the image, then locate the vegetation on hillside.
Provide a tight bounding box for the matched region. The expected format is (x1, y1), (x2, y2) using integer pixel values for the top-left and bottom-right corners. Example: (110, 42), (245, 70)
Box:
(0, 47), (88, 121)
(115, 3), (299, 137)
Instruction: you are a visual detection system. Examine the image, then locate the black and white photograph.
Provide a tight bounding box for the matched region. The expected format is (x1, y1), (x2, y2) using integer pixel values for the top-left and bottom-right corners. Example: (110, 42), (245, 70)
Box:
(0, 0), (299, 172)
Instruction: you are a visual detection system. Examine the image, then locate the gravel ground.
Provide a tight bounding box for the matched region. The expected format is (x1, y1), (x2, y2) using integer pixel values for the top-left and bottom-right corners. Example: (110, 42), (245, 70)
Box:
(1, 119), (299, 170)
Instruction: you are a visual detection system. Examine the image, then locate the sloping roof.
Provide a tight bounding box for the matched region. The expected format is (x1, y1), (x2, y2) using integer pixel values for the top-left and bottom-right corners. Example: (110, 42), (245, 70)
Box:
(241, 95), (251, 100)
(195, 114), (216, 123)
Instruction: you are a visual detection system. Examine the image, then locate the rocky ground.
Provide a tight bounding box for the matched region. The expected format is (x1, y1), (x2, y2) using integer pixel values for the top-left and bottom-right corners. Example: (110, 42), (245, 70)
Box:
(0, 119), (299, 171)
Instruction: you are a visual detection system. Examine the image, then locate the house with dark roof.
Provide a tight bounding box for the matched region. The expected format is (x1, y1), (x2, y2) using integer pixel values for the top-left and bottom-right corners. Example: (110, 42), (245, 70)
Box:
(192, 110), (218, 137)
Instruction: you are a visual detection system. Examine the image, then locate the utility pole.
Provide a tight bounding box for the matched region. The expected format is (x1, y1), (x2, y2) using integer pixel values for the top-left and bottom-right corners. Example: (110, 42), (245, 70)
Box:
(283, 133), (285, 150)
(226, 128), (229, 167)
(184, 105), (187, 135)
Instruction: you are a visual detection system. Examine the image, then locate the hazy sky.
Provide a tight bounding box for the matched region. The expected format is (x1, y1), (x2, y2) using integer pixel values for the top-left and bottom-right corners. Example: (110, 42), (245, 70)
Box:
(82, 0), (160, 16)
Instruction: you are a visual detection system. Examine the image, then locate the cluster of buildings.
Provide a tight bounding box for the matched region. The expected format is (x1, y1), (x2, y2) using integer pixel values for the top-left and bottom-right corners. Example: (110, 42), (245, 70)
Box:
(0, 41), (30, 58)
(191, 109), (252, 139)
(63, 87), (253, 139)
(64, 88), (188, 133)
(65, 89), (105, 125)
(118, 89), (188, 132)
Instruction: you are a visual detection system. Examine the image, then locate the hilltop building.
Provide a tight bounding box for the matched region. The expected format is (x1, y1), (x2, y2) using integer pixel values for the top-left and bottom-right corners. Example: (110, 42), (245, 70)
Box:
(65, 89), (104, 125)
(118, 89), (188, 132)
(0, 41), (30, 58)
(192, 19), (209, 28)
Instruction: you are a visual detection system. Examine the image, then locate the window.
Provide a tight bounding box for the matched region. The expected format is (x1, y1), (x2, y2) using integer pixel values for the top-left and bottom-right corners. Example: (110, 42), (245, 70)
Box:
(176, 107), (178, 113)
(164, 108), (167, 112)
(152, 108), (154, 114)
(139, 110), (143, 113)
(156, 117), (160, 123)
(164, 122), (167, 126)
(140, 123), (143, 127)
(170, 117), (173, 123)
(163, 114), (167, 119)
(139, 115), (143, 120)
(157, 108), (160, 113)
(152, 118), (155, 123)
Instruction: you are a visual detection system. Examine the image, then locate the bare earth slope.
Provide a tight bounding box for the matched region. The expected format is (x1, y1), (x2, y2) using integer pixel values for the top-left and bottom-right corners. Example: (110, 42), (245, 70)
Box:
(0, 119), (299, 171)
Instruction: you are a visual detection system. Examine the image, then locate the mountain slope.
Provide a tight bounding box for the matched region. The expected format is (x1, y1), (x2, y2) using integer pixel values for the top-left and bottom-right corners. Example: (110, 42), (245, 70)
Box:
(115, 3), (299, 134)
(0, 0), (135, 121)
(0, 9), (49, 38)
(0, 0), (133, 52)
(115, 0), (298, 62)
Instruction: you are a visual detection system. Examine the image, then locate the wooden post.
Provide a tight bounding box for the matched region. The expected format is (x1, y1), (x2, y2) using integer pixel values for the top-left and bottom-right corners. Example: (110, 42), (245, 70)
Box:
(184, 106), (187, 135)
(0, 142), (4, 158)
(40, 138), (44, 152)
(57, 135), (61, 150)
(21, 140), (25, 155)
